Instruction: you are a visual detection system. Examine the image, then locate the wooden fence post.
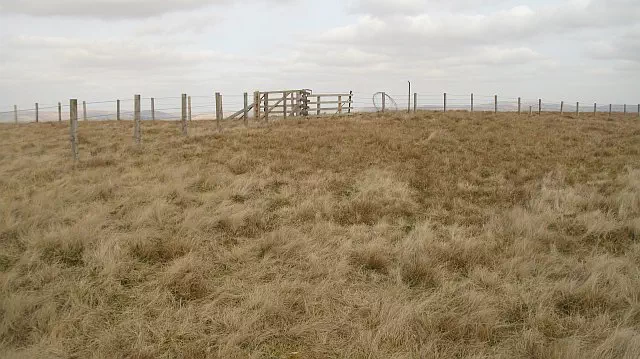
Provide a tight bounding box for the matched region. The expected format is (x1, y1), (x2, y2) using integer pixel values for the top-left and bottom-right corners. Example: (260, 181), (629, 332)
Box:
(264, 92), (269, 122)
(58, 102), (62, 122)
(35, 103), (39, 123)
(338, 95), (343, 114)
(188, 96), (192, 121)
(117, 99), (121, 121)
(637, 104), (640, 118)
(181, 94), (188, 136)
(348, 91), (353, 114)
(414, 93), (417, 113)
(215, 92), (222, 130)
(471, 93), (474, 113)
(561, 101), (564, 115)
(134, 94), (141, 144)
(317, 96), (321, 115)
(254, 92), (260, 120)
(151, 98), (155, 121)
(594, 103), (597, 116)
(609, 104), (612, 119)
(529, 106), (532, 117)
(624, 104), (627, 115)
(494, 95), (498, 113)
(282, 92), (287, 119)
(83, 101), (87, 121)
(382, 92), (386, 113)
(576, 102), (579, 117)
(14, 105), (18, 124)
(443, 92), (447, 112)
(243, 92), (249, 127)
(538, 99), (542, 115)
(70, 99), (79, 162)
(517, 97), (521, 115)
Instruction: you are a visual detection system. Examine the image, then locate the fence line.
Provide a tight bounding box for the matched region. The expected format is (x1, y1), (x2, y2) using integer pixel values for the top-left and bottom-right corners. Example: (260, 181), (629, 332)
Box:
(2, 91), (639, 126)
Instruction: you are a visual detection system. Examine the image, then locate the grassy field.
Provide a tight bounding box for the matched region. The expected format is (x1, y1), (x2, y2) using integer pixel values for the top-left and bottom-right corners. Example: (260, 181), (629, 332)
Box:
(1, 112), (640, 358)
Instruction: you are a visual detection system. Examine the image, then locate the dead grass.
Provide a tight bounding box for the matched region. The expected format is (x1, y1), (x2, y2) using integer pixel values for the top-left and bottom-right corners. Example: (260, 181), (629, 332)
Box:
(1, 111), (640, 358)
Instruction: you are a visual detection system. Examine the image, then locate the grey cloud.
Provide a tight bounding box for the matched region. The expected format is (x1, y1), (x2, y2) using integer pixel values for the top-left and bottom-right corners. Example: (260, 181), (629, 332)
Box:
(0, 0), (288, 19)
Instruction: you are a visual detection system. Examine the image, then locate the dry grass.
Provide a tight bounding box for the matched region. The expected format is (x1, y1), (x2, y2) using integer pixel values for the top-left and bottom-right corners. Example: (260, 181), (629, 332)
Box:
(1, 111), (640, 358)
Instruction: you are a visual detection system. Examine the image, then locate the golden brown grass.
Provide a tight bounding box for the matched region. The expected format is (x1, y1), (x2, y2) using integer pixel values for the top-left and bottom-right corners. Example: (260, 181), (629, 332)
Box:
(1, 111), (640, 358)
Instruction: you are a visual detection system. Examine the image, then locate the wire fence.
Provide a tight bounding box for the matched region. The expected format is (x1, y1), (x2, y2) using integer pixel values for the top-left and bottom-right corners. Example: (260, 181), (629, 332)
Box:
(1, 91), (639, 123)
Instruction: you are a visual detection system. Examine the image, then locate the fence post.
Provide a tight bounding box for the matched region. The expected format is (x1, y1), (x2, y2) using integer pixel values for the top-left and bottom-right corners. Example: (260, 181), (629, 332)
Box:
(576, 102), (579, 117)
(150, 98), (155, 121)
(243, 92), (249, 127)
(134, 94), (141, 144)
(58, 102), (62, 122)
(517, 97), (521, 115)
(254, 92), (260, 120)
(638, 104), (640, 118)
(594, 103), (597, 116)
(443, 92), (447, 112)
(624, 104), (627, 115)
(317, 96), (321, 115)
(338, 95), (343, 114)
(264, 92), (269, 122)
(538, 99), (542, 115)
(83, 101), (87, 121)
(181, 94), (187, 136)
(188, 96), (192, 121)
(70, 99), (79, 162)
(414, 93), (417, 113)
(35, 103), (39, 123)
(283, 92), (288, 119)
(14, 105), (18, 124)
(117, 99), (121, 121)
(215, 92), (222, 130)
(494, 95), (498, 114)
(471, 93), (474, 113)
(348, 91), (353, 114)
(609, 104), (612, 119)
(382, 92), (386, 113)
(529, 106), (532, 117)
(561, 101), (564, 115)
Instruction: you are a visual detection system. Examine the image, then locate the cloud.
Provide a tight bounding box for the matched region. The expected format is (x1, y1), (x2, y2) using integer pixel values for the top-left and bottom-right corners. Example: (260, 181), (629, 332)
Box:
(0, 0), (289, 19)
(346, 0), (423, 16)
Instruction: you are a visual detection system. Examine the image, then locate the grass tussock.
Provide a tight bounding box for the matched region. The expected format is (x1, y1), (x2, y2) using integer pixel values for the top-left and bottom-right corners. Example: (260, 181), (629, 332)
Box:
(1, 112), (640, 358)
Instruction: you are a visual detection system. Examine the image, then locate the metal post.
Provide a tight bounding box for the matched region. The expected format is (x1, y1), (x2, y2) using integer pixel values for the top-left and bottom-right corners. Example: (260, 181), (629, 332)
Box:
(348, 91), (353, 114)
(414, 93), (417, 113)
(134, 94), (141, 144)
(576, 102), (579, 117)
(517, 97), (521, 115)
(407, 81), (411, 114)
(382, 92), (386, 113)
(151, 98), (155, 121)
(494, 95), (498, 114)
(594, 103), (597, 116)
(443, 92), (447, 112)
(35, 103), (39, 123)
(14, 105), (18, 124)
(609, 104), (612, 119)
(117, 99), (121, 121)
(561, 101), (564, 115)
(471, 93), (474, 113)
(58, 102), (62, 122)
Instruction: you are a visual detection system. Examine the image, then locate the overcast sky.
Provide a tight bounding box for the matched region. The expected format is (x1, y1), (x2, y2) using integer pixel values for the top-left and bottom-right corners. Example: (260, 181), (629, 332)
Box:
(0, 0), (638, 110)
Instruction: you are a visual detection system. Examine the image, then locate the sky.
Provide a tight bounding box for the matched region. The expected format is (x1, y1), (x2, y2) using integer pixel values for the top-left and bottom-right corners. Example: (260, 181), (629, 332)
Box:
(0, 0), (639, 111)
